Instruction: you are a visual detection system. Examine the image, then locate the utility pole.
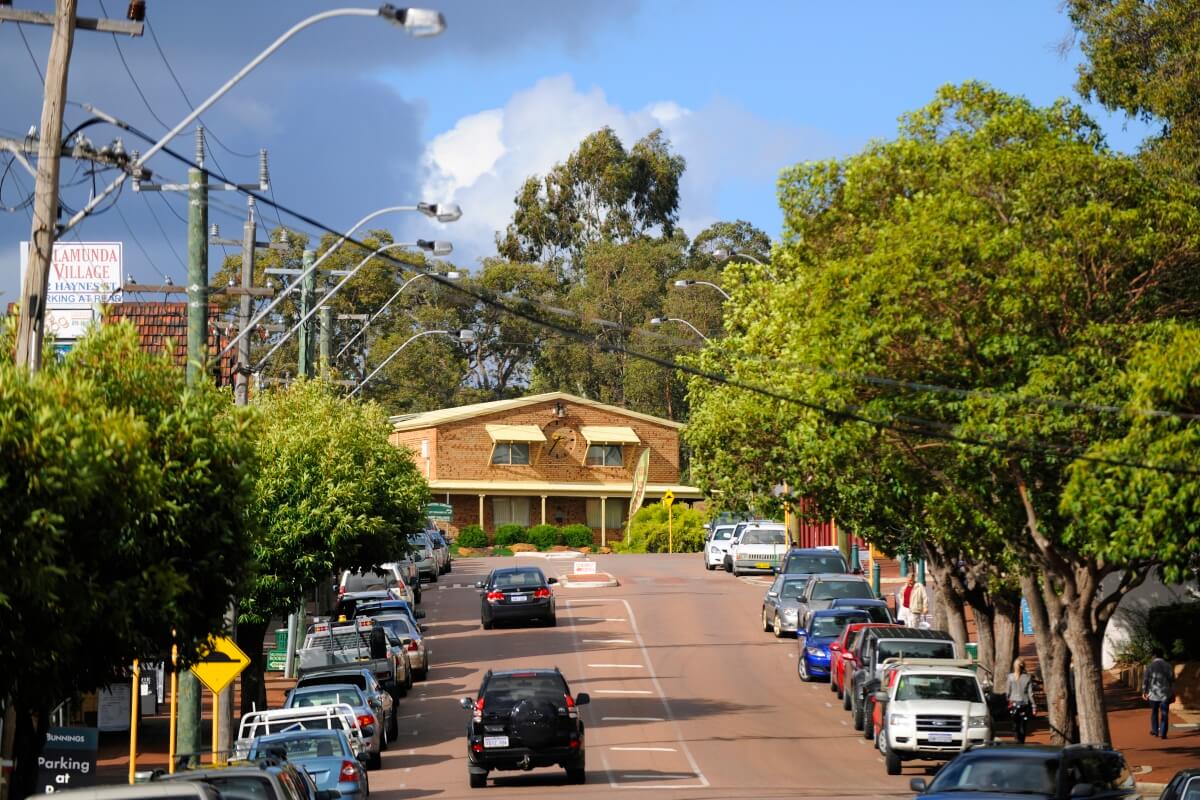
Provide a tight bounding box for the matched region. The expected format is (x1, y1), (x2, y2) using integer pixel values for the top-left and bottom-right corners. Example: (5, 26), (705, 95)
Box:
(187, 135), (209, 385)
(237, 202), (258, 404)
(319, 305), (332, 378)
(298, 250), (316, 377)
(6, 0), (143, 371)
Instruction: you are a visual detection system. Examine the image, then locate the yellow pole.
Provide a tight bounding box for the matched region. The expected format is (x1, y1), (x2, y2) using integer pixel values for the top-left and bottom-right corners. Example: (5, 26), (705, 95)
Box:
(168, 641), (178, 773)
(210, 689), (219, 765)
(128, 659), (140, 784)
(668, 505), (673, 554)
(783, 481), (791, 545)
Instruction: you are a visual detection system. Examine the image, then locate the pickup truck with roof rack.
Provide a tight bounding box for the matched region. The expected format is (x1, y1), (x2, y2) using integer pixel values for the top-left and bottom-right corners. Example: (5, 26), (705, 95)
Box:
(234, 703), (368, 762)
(297, 618), (403, 698)
(849, 626), (958, 737)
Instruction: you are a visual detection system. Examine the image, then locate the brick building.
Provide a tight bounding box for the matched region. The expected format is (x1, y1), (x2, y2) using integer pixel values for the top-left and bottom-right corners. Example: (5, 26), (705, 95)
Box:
(104, 302), (237, 385)
(388, 392), (703, 545)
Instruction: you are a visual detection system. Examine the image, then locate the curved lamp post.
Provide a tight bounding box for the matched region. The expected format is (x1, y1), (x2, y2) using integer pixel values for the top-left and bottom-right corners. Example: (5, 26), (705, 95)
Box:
(713, 247), (775, 279)
(252, 240), (451, 372)
(335, 269), (462, 360)
(650, 316), (710, 342)
(671, 278), (730, 300)
(349, 328), (475, 397)
(218, 202), (460, 359)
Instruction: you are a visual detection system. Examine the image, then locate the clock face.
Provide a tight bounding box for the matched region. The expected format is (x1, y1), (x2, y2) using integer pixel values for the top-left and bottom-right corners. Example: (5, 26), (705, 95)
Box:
(542, 419), (579, 461)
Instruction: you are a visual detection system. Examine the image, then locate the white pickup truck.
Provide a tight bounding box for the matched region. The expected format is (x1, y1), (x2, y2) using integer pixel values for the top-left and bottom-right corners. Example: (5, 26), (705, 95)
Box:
(872, 660), (992, 775)
(729, 523), (789, 576)
(234, 703), (368, 761)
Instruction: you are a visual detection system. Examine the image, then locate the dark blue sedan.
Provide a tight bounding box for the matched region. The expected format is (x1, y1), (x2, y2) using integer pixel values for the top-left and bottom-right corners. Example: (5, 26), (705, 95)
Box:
(250, 729), (369, 800)
(797, 608), (869, 682)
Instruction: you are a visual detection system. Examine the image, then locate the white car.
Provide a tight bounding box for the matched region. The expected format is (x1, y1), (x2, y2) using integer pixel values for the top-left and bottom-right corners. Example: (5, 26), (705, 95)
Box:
(703, 524), (737, 570)
(729, 523), (789, 575)
(874, 662), (991, 775)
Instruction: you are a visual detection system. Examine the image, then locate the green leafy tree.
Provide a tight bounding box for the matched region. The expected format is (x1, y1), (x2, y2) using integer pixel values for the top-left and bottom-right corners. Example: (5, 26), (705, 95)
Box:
(616, 503), (706, 553)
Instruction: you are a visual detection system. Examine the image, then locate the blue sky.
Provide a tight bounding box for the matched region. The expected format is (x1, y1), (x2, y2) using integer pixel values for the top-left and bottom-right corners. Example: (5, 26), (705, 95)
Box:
(1, 1), (1154, 303)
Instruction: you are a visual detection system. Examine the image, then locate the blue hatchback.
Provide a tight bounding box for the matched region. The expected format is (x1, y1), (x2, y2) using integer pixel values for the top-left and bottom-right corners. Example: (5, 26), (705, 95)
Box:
(797, 608), (870, 682)
(250, 729), (369, 800)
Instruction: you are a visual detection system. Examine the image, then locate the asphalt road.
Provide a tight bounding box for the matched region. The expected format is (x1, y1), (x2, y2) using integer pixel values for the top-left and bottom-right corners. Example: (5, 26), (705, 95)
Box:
(369, 553), (915, 800)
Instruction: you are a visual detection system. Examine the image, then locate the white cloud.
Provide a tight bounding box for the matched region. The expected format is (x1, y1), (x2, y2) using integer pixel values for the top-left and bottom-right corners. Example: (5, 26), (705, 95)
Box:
(414, 75), (840, 267)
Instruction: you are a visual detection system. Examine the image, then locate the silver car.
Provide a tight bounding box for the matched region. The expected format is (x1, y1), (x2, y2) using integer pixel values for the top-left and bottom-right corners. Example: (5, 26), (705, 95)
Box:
(284, 683), (390, 770)
(761, 573), (812, 637)
(406, 533), (437, 582)
(425, 527), (450, 574)
(374, 613), (428, 680)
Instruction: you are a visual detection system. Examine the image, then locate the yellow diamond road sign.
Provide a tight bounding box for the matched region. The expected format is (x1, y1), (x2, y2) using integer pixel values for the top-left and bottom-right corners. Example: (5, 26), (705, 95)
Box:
(662, 490), (675, 507)
(191, 636), (251, 694)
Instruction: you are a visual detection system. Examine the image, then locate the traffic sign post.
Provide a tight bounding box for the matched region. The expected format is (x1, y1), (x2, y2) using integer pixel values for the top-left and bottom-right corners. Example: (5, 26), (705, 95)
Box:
(190, 637), (250, 766)
(425, 502), (453, 521)
(662, 491), (675, 554)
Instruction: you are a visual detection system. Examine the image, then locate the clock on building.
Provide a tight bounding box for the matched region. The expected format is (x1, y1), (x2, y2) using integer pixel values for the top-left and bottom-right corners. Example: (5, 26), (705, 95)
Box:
(542, 418), (579, 461)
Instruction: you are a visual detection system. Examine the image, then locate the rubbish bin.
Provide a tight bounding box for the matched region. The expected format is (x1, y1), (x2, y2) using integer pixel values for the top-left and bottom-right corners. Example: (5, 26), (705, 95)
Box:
(965, 642), (978, 661)
(275, 628), (288, 651)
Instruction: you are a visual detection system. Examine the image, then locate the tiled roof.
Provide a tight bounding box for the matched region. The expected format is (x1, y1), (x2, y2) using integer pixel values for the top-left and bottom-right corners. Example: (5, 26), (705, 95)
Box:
(388, 391), (685, 432)
(104, 302), (237, 385)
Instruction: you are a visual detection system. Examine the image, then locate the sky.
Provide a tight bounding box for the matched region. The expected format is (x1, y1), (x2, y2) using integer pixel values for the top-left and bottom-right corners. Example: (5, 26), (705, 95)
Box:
(0, 1), (1155, 304)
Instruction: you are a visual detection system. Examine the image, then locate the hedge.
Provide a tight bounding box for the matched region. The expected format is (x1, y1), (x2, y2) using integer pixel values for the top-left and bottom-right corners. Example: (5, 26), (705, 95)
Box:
(526, 524), (562, 550)
(457, 524), (487, 548)
(561, 524), (595, 548)
(494, 524), (527, 547)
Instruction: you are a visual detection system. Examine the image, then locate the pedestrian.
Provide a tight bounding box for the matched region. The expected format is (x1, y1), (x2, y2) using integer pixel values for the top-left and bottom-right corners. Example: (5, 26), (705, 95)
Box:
(1007, 657), (1036, 743)
(908, 573), (929, 628)
(898, 573), (916, 626)
(1142, 647), (1174, 739)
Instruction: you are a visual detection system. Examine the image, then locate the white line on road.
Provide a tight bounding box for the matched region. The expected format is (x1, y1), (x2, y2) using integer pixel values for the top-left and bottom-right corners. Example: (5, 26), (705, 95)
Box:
(824, 702), (832, 708)
(588, 663), (644, 669)
(578, 617), (626, 622)
(610, 746), (676, 752)
(621, 774), (699, 779)
(602, 716), (665, 722)
(592, 689), (653, 695)
(583, 639), (634, 644)
(395, 713), (423, 719)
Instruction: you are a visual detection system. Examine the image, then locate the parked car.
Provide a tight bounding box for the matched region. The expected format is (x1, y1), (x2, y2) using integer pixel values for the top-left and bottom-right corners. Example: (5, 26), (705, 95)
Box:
(372, 613), (429, 681)
(46, 785), (224, 800)
(407, 532), (438, 582)
(720, 519), (776, 570)
(382, 558), (421, 603)
(760, 573), (813, 637)
(283, 683), (390, 770)
(728, 523), (789, 575)
(831, 622), (902, 702)
(459, 667), (589, 788)
(338, 565), (413, 606)
(703, 524), (738, 571)
(909, 743), (1138, 800)
(796, 608), (871, 682)
(294, 667), (394, 739)
(478, 567), (558, 628)
(780, 547), (849, 576)
(248, 729), (369, 800)
(159, 752), (330, 800)
(794, 573), (876, 628)
(296, 617), (401, 700)
(333, 590), (396, 621)
(1160, 768), (1200, 800)
(352, 598), (425, 634)
(829, 597), (893, 623)
(426, 527), (452, 574)
(872, 662), (991, 774)
(848, 627), (957, 734)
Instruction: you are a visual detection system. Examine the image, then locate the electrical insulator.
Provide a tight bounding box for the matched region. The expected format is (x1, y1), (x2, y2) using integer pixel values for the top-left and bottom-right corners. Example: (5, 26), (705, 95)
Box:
(126, 0), (145, 22)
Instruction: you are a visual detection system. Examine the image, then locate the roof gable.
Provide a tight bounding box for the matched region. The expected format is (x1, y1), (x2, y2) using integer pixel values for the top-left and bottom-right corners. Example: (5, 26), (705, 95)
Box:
(389, 391), (683, 432)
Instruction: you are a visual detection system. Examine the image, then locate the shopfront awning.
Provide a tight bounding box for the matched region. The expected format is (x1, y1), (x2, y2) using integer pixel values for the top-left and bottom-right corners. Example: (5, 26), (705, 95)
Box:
(484, 423), (547, 443)
(579, 425), (640, 445)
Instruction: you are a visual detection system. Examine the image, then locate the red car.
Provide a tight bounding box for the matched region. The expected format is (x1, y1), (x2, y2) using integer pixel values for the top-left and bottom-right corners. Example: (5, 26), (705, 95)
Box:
(831, 622), (901, 705)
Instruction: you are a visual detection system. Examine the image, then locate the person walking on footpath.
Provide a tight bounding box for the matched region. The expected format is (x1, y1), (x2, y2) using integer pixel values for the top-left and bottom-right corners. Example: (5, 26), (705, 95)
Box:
(1007, 658), (1036, 743)
(908, 573), (929, 628)
(1142, 647), (1174, 739)
(898, 573), (916, 626)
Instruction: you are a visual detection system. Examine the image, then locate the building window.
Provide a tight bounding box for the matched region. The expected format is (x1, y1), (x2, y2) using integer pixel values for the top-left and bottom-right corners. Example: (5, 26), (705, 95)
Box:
(492, 497), (531, 527)
(586, 498), (627, 529)
(492, 443), (530, 465)
(586, 444), (623, 467)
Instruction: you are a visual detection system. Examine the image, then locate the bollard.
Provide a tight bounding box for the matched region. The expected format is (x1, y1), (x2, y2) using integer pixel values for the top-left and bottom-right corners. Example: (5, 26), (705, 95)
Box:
(851, 543), (860, 571)
(899, 553), (908, 576)
(872, 561), (881, 597)
(918, 558), (926, 585)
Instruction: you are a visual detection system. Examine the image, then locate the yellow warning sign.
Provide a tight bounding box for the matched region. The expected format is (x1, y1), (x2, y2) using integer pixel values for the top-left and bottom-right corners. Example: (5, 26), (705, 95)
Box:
(661, 490), (675, 507)
(190, 636), (250, 694)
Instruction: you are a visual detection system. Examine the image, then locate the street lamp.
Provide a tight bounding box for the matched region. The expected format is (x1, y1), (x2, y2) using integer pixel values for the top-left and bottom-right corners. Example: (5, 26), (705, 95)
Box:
(671, 279), (730, 300)
(252, 240), (451, 372)
(218, 202), (460, 359)
(61, 6), (447, 234)
(349, 328), (475, 397)
(713, 247), (775, 279)
(650, 316), (710, 342)
(335, 269), (462, 360)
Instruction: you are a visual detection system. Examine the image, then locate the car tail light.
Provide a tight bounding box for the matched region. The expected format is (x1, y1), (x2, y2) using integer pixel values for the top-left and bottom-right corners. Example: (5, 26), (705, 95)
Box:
(564, 693), (577, 719)
(338, 585), (346, 596)
(473, 697), (484, 723)
(356, 714), (375, 730)
(486, 591), (504, 602)
(534, 587), (551, 599)
(339, 760), (358, 780)
(471, 743), (483, 753)
(568, 738), (580, 749)
(407, 640), (419, 651)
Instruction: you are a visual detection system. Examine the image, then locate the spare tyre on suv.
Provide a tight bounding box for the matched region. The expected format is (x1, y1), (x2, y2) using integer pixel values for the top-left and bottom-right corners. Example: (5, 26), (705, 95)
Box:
(459, 668), (589, 788)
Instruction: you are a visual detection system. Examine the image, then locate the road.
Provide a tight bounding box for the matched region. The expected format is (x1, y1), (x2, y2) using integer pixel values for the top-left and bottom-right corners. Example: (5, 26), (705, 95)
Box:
(370, 553), (914, 800)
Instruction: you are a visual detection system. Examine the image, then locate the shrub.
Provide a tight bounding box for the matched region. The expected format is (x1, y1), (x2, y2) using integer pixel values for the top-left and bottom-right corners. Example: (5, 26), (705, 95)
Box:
(526, 524), (563, 550)
(457, 525), (487, 549)
(494, 524), (528, 546)
(561, 524), (595, 548)
(614, 504), (706, 553)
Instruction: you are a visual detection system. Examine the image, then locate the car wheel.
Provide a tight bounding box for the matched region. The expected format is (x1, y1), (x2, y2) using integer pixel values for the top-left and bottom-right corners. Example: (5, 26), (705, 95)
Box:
(415, 666), (428, 681)
(761, 608), (771, 632)
(387, 710), (398, 741)
(546, 614), (557, 627)
(482, 618), (493, 630)
(394, 680), (407, 698)
(842, 685), (852, 710)
(705, 560), (715, 571)
(830, 674), (838, 693)
(884, 740), (902, 776)
(446, 561), (453, 574)
(723, 557), (732, 573)
(406, 666), (414, 691)
(368, 750), (382, 771)
(798, 655), (810, 682)
(863, 704), (875, 740)
(565, 766), (586, 785)
(429, 572), (438, 583)
(468, 771), (487, 789)
(773, 614), (784, 638)
(853, 695), (864, 731)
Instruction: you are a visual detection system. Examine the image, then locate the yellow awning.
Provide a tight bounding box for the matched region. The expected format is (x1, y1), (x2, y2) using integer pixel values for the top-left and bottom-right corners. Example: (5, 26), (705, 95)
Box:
(484, 423), (547, 443)
(580, 425), (640, 445)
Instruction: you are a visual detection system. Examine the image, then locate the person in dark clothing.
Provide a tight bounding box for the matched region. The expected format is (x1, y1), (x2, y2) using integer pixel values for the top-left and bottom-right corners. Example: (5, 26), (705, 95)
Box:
(1142, 647), (1174, 739)
(1006, 657), (1036, 743)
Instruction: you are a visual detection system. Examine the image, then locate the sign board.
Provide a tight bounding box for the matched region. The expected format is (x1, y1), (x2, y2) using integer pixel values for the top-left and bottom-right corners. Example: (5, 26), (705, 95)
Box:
(20, 241), (124, 308)
(661, 490), (675, 508)
(1020, 597), (1034, 636)
(36, 727), (98, 794)
(425, 502), (453, 521)
(191, 636), (251, 694)
(266, 651), (288, 672)
(573, 560), (597, 575)
(96, 686), (130, 732)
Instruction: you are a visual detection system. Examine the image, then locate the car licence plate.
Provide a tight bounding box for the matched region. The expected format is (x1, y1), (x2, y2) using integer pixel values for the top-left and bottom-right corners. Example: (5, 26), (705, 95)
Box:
(483, 736), (509, 748)
(756, 562), (771, 570)
(509, 594), (528, 602)
(927, 732), (953, 743)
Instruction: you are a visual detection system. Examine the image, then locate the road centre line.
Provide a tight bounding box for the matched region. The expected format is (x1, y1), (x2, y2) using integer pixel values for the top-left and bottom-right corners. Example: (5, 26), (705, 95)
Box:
(602, 716), (665, 722)
(599, 752), (708, 790)
(578, 617), (626, 622)
(588, 663), (644, 669)
(583, 638), (634, 644)
(593, 689), (653, 695)
(610, 746), (676, 752)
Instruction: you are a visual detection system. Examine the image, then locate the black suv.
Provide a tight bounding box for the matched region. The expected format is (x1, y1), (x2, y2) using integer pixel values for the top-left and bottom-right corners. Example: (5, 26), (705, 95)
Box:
(459, 668), (589, 788)
(911, 743), (1138, 799)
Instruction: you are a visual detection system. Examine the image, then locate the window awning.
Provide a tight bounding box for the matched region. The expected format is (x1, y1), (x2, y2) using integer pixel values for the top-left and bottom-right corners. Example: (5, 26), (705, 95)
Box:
(580, 425), (640, 445)
(484, 424), (547, 443)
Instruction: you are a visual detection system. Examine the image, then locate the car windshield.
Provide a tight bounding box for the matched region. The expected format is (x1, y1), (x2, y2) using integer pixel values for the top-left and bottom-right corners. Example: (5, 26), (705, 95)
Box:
(784, 554), (848, 574)
(877, 640), (956, 661)
(712, 529), (733, 541)
(251, 733), (348, 760)
(484, 673), (568, 704)
(343, 570), (397, 592)
(193, 776), (274, 800)
(741, 529), (786, 545)
(780, 579), (809, 599)
(811, 613), (868, 637)
(493, 571), (544, 588)
(290, 688), (364, 708)
(812, 580), (873, 600)
(895, 675), (982, 702)
(929, 755), (1058, 795)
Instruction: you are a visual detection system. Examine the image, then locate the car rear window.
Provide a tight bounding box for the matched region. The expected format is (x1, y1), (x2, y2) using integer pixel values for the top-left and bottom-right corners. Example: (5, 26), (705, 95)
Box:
(741, 529), (786, 545)
(877, 640), (955, 661)
(298, 674), (368, 691)
(493, 571), (544, 588)
(251, 733), (348, 760)
(484, 673), (568, 703)
(343, 569), (398, 592)
(929, 755), (1058, 795)
(712, 529), (733, 541)
(780, 578), (809, 599)
(289, 688), (364, 708)
(811, 580), (873, 600)
(376, 617), (416, 639)
(195, 776), (274, 800)
(783, 553), (848, 574)
(811, 613), (869, 637)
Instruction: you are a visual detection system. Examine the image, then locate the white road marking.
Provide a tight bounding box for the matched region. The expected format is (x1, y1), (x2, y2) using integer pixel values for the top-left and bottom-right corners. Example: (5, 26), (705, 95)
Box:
(592, 689), (653, 695)
(578, 617), (626, 622)
(840, 720), (848, 726)
(395, 713), (423, 719)
(588, 663), (644, 669)
(583, 639), (634, 644)
(602, 716), (665, 722)
(610, 747), (676, 752)
(621, 774), (699, 779)
(824, 702), (832, 708)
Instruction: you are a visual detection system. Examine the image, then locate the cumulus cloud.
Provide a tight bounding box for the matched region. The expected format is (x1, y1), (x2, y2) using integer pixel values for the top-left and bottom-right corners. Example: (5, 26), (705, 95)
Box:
(412, 75), (842, 267)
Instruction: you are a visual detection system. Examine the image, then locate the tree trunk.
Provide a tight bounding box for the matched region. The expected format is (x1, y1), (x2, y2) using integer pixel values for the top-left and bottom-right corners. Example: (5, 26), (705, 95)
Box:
(969, 596), (996, 671)
(1021, 574), (1072, 744)
(237, 619), (269, 715)
(991, 590), (1021, 696)
(10, 701), (48, 800)
(1064, 598), (1112, 744)
(925, 554), (969, 648)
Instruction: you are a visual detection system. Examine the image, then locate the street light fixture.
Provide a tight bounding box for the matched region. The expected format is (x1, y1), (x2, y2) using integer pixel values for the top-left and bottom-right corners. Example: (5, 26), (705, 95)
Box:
(335, 269), (463, 360)
(417, 202), (462, 223)
(349, 328), (475, 397)
(671, 279), (730, 300)
(650, 316), (710, 342)
(713, 247), (775, 279)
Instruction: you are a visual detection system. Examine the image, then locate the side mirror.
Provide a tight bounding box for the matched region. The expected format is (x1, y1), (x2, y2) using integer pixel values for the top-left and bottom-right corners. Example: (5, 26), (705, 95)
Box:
(909, 778), (927, 793)
(355, 752), (370, 765)
(459, 697), (474, 710)
(574, 693), (590, 706)
(767, 591), (778, 597)
(548, 577), (558, 584)
(415, 609), (426, 619)
(873, 691), (888, 703)
(1069, 785), (1096, 799)
(475, 581), (485, 589)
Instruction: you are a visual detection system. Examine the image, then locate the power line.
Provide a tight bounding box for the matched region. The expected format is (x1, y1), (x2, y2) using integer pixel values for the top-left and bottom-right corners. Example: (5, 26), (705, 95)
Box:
(139, 192), (186, 272)
(15, 22), (44, 83)
(112, 201), (171, 283)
